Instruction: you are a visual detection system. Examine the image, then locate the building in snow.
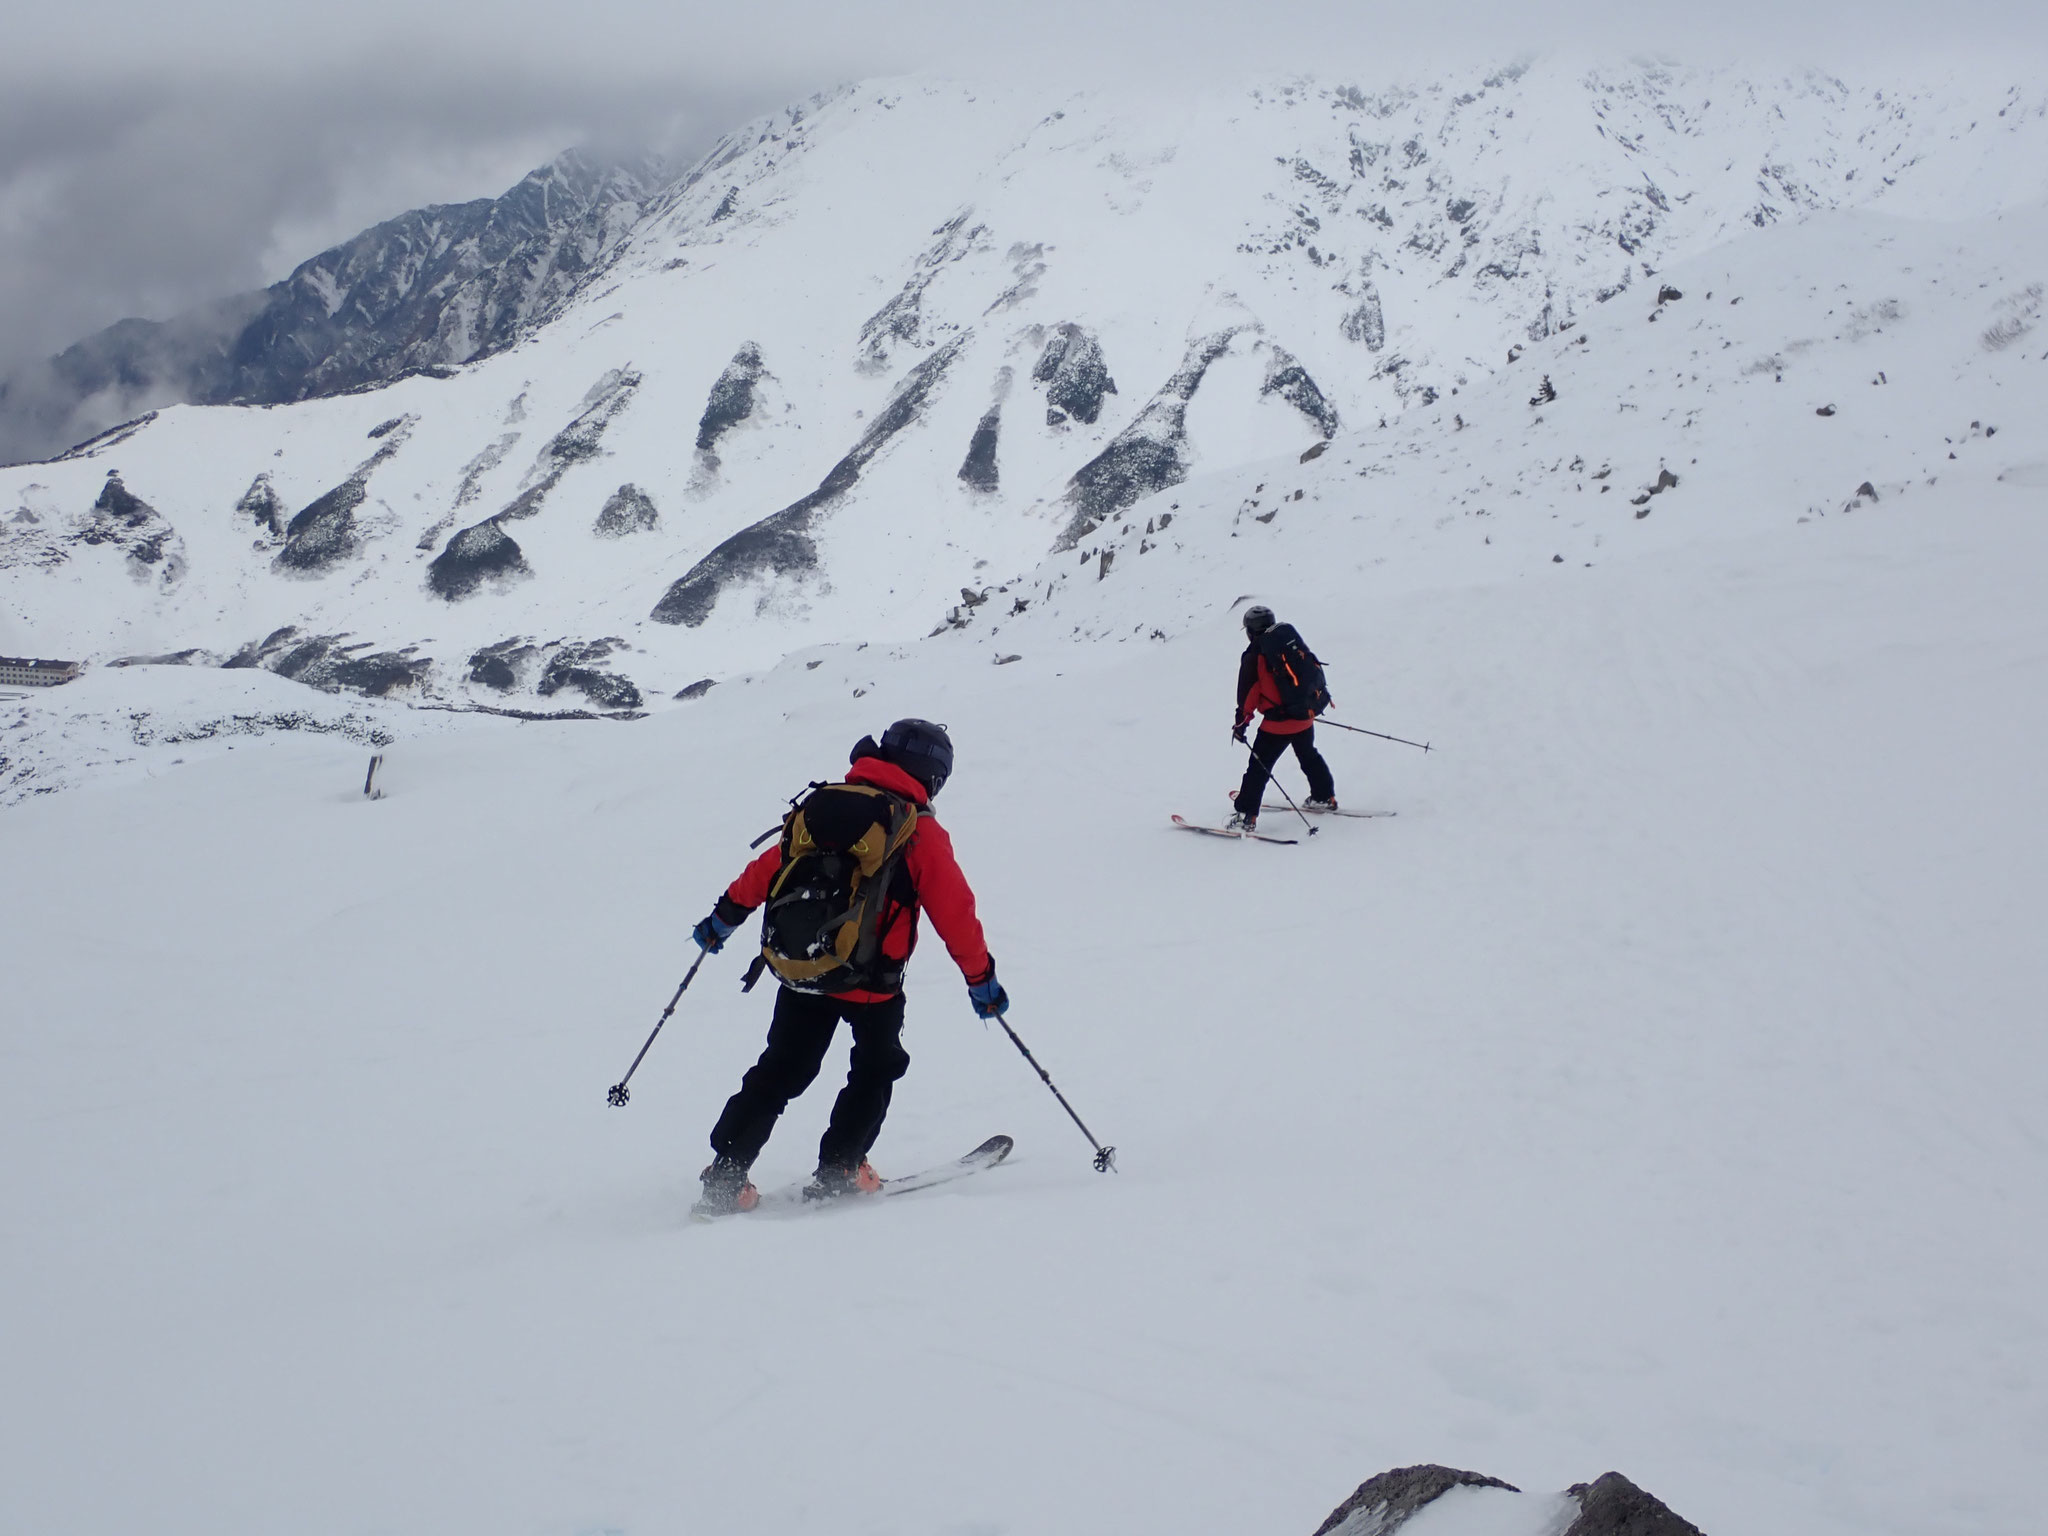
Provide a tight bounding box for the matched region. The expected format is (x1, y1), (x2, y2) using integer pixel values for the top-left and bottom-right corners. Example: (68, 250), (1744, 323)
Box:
(0, 656), (82, 688)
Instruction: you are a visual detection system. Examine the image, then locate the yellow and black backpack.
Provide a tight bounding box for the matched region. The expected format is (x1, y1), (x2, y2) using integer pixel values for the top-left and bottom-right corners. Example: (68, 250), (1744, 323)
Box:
(750, 782), (922, 994)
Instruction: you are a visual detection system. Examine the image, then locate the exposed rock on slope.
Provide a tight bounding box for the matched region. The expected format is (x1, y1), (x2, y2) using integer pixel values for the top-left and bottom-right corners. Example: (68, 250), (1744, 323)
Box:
(274, 417), (414, 574)
(650, 337), (968, 626)
(427, 520), (530, 600)
(1033, 324), (1117, 425)
(80, 471), (185, 583)
(430, 370), (638, 593)
(696, 343), (769, 453)
(1056, 327), (1239, 548)
(594, 484), (660, 537)
(223, 626), (430, 696)
(1261, 344), (1340, 437)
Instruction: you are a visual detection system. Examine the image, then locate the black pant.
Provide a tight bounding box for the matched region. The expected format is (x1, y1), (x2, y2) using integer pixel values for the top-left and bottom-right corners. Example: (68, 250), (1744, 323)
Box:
(708, 987), (910, 1172)
(1235, 725), (1335, 818)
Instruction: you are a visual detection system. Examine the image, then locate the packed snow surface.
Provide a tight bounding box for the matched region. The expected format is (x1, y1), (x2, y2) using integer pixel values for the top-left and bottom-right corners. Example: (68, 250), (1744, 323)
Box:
(4, 56), (2048, 1536)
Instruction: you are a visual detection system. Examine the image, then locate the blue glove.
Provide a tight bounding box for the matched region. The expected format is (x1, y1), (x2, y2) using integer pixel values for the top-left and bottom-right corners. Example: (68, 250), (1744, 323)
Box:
(967, 966), (1010, 1020)
(693, 910), (737, 953)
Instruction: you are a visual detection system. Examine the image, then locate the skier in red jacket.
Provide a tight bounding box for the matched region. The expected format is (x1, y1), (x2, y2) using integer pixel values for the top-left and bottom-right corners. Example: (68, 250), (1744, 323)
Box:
(1229, 604), (1337, 833)
(687, 719), (1008, 1213)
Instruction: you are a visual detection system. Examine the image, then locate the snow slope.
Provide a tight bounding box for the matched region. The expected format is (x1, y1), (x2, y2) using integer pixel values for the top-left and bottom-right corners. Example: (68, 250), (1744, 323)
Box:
(3, 423), (2043, 1535)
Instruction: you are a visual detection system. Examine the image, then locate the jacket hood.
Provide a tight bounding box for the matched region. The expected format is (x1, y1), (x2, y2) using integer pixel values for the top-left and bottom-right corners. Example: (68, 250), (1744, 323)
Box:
(847, 755), (931, 806)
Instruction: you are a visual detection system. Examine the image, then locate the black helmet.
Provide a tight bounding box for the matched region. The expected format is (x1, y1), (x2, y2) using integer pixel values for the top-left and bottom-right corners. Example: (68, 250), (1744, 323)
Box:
(878, 717), (954, 798)
(1242, 604), (1275, 636)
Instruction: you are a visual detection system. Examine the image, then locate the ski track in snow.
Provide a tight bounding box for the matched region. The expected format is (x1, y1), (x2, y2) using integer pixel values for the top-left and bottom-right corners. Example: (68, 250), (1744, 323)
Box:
(1, 56), (2047, 1536)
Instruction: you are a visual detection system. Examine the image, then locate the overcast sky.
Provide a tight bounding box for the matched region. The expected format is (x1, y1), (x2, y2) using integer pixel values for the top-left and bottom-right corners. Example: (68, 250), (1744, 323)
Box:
(2, 0), (2043, 379)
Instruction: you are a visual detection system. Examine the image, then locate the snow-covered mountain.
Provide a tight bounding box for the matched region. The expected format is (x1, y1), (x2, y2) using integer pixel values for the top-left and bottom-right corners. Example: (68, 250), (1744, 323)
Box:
(0, 149), (671, 467)
(4, 57), (2046, 735)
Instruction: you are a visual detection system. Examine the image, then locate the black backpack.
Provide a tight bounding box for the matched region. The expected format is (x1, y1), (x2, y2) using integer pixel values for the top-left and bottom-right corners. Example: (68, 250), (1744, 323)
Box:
(752, 781), (921, 994)
(1259, 623), (1332, 719)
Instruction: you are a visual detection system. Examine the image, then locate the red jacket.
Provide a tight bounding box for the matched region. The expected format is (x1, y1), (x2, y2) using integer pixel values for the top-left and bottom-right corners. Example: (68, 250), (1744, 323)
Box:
(1236, 649), (1315, 736)
(722, 756), (992, 1002)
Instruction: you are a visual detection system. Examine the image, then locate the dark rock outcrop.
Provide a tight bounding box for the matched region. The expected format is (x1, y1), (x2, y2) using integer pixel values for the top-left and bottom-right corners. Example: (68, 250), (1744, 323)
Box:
(674, 677), (716, 700)
(274, 418), (413, 573)
(696, 343), (768, 452)
(1262, 345), (1339, 437)
(74, 471), (184, 580)
(426, 519), (529, 599)
(1312, 1465), (1520, 1536)
(537, 638), (642, 710)
(1562, 1473), (1704, 1536)
(1342, 284), (1386, 349)
(594, 483), (660, 537)
(958, 405), (1002, 491)
(451, 432), (521, 509)
(857, 211), (987, 370)
(465, 638), (541, 692)
(236, 474), (285, 539)
(1033, 324), (1117, 425)
(222, 626), (429, 696)
(651, 336), (966, 627)
(1055, 327), (1238, 549)
(2, 150), (669, 466)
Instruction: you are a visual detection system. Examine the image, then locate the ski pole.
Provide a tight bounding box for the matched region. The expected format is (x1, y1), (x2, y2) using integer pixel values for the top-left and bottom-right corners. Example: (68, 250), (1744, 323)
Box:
(1320, 718), (1432, 752)
(1239, 735), (1318, 836)
(993, 1015), (1116, 1172)
(607, 949), (709, 1106)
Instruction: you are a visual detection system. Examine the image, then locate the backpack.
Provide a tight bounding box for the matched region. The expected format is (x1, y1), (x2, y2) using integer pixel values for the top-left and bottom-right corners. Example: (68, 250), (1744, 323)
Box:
(752, 781), (922, 994)
(1259, 623), (1332, 719)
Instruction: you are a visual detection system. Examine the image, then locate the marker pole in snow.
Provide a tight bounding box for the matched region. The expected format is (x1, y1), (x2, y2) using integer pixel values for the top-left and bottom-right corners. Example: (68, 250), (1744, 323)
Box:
(607, 950), (709, 1107)
(1321, 719), (1432, 753)
(1242, 739), (1318, 836)
(993, 1016), (1116, 1173)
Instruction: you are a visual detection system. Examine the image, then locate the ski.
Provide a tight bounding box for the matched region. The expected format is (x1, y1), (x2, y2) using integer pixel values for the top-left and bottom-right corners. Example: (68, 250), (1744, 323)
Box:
(693, 1135), (1014, 1221)
(1224, 793), (1395, 819)
(1171, 814), (1299, 845)
(883, 1134), (1014, 1197)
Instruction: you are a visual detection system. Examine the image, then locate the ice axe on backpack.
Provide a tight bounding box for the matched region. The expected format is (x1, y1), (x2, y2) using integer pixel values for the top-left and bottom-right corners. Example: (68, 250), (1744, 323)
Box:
(606, 950), (710, 1106)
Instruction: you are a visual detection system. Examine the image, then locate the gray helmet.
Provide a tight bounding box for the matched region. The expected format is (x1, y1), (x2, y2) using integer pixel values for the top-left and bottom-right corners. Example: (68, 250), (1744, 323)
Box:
(1242, 604), (1276, 636)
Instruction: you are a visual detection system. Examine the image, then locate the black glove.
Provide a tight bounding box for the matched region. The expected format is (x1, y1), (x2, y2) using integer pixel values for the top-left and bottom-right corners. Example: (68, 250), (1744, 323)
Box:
(1231, 721), (1249, 745)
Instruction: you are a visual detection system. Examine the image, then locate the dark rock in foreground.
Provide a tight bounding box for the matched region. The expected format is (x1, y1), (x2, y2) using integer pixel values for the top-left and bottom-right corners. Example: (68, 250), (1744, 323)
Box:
(1562, 1472), (1704, 1536)
(1312, 1464), (1519, 1536)
(1308, 1464), (1704, 1536)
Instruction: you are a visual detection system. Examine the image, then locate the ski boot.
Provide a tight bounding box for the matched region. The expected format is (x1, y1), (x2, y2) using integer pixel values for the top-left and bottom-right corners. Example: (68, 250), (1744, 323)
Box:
(802, 1159), (884, 1202)
(693, 1157), (760, 1217)
(1303, 797), (1339, 813)
(1224, 811), (1258, 836)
